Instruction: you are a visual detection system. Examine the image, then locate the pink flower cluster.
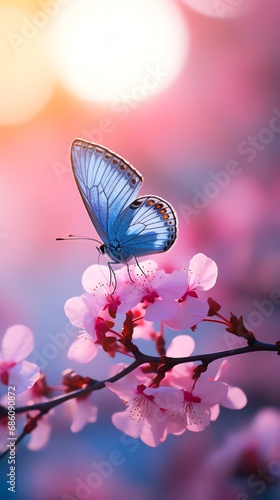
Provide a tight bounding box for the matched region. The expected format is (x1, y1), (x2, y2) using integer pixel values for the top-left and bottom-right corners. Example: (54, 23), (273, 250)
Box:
(106, 337), (247, 447)
(0, 254), (248, 450)
(63, 253), (247, 446)
(65, 253), (218, 362)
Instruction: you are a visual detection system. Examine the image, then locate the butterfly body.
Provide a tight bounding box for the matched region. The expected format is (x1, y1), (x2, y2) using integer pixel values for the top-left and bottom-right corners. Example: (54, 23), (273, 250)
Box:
(71, 139), (177, 264)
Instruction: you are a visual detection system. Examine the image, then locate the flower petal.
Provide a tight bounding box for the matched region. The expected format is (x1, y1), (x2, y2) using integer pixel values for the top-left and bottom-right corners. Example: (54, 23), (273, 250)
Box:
(70, 399), (98, 432)
(166, 335), (195, 357)
(221, 386), (247, 409)
(82, 264), (111, 292)
(210, 403), (220, 421)
(165, 297), (209, 330)
(112, 411), (141, 439)
(195, 379), (228, 404)
(27, 416), (51, 450)
(145, 300), (179, 322)
(8, 361), (40, 394)
(2, 325), (34, 362)
(64, 295), (99, 335)
(67, 336), (98, 363)
(188, 253), (218, 291)
(155, 270), (187, 300)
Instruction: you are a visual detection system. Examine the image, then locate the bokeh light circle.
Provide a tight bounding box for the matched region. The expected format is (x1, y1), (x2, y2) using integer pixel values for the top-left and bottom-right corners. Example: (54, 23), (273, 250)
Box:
(0, 7), (55, 126)
(47, 0), (189, 102)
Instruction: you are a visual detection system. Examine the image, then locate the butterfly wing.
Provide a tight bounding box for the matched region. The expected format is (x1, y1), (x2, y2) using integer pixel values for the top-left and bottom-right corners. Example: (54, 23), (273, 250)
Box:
(71, 139), (143, 243)
(109, 195), (177, 260)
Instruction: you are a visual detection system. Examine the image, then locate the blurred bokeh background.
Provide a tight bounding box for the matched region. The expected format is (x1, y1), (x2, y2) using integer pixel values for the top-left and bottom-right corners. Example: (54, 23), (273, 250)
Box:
(0, 0), (280, 498)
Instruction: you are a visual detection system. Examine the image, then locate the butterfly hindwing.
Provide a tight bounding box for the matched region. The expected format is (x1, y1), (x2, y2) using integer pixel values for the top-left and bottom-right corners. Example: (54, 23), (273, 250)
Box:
(71, 139), (143, 243)
(111, 195), (177, 259)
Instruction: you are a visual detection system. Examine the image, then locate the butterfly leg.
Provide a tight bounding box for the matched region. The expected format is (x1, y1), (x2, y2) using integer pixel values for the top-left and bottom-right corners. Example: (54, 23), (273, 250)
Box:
(107, 261), (117, 293)
(126, 263), (135, 283)
(134, 255), (147, 277)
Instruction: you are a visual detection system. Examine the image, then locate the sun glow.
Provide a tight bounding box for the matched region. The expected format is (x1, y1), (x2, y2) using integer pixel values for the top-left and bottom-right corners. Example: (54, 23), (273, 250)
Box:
(47, 0), (189, 103)
(0, 7), (55, 126)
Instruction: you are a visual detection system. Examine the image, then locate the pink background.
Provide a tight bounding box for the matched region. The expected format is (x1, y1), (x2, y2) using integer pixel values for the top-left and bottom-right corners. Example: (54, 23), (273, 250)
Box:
(0, 1), (280, 499)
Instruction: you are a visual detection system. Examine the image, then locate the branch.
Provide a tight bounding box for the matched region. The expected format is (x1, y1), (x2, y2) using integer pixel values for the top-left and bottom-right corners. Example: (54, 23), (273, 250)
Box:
(0, 340), (278, 418)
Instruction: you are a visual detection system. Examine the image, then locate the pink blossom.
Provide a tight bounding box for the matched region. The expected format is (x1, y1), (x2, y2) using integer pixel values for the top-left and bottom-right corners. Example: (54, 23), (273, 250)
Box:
(210, 360), (247, 420)
(165, 253), (218, 330)
(81, 264), (124, 315)
(64, 296), (101, 363)
(65, 396), (98, 433)
(67, 334), (99, 363)
(0, 325), (40, 394)
(64, 295), (100, 337)
(106, 366), (170, 447)
(15, 379), (53, 451)
(27, 413), (52, 451)
(163, 335), (196, 388)
(187, 253), (218, 292)
(147, 378), (228, 433)
(119, 260), (188, 321)
(166, 334), (195, 359)
(130, 305), (157, 340)
(64, 265), (129, 363)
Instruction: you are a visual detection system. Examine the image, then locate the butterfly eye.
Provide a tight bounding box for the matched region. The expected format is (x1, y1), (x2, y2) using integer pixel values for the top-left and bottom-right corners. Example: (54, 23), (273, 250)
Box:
(98, 244), (106, 255)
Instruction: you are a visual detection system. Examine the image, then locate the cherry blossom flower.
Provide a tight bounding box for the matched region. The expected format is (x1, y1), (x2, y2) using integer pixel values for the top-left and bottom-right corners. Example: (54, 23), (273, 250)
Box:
(62, 369), (98, 432)
(210, 360), (247, 420)
(165, 253), (218, 330)
(0, 391), (47, 452)
(162, 339), (246, 429)
(119, 260), (188, 320)
(64, 293), (114, 363)
(67, 331), (99, 364)
(64, 295), (101, 337)
(81, 264), (125, 315)
(26, 413), (52, 451)
(157, 338), (245, 433)
(65, 396), (98, 433)
(163, 334), (196, 388)
(65, 265), (131, 363)
(146, 378), (228, 433)
(15, 375), (53, 451)
(129, 305), (157, 340)
(106, 366), (171, 447)
(64, 296), (100, 363)
(64, 255), (218, 358)
(0, 325), (40, 394)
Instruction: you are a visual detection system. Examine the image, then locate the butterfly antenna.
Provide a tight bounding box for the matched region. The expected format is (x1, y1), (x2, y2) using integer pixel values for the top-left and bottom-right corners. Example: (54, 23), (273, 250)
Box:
(56, 234), (102, 245)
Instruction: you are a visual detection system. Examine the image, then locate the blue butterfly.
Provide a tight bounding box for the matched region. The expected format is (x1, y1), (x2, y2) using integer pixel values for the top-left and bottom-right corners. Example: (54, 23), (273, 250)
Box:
(70, 139), (177, 266)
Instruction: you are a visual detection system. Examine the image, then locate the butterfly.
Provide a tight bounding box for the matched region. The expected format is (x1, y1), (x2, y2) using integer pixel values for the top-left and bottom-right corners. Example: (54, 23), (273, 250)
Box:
(70, 139), (177, 267)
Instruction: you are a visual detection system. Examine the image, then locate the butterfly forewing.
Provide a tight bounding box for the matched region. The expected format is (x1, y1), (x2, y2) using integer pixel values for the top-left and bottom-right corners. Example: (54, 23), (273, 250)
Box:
(71, 139), (143, 243)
